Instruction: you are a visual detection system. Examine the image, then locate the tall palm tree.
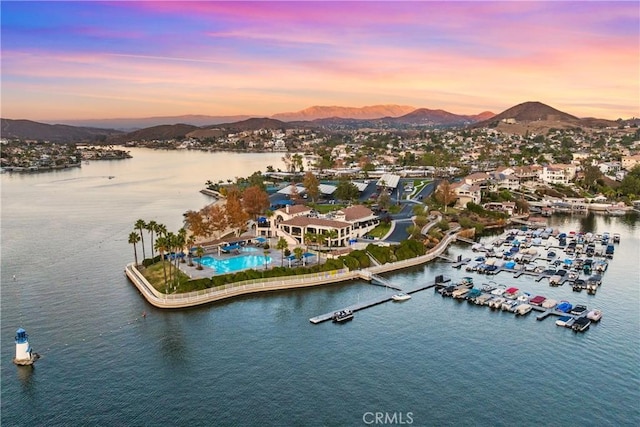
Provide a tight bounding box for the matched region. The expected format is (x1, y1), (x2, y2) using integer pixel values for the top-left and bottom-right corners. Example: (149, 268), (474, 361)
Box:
(195, 246), (204, 270)
(135, 219), (147, 261)
(177, 228), (187, 264)
(146, 220), (157, 258)
(154, 236), (168, 292)
(156, 223), (167, 238)
(165, 232), (175, 286)
(128, 232), (141, 266)
(186, 235), (196, 266)
(276, 237), (288, 267)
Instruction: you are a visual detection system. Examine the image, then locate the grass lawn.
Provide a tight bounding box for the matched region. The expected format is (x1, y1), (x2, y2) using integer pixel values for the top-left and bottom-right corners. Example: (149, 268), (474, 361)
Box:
(367, 222), (392, 239)
(141, 261), (191, 293)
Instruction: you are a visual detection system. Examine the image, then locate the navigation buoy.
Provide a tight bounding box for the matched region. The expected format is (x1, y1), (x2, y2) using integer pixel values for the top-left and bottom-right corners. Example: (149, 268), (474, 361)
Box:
(13, 328), (40, 366)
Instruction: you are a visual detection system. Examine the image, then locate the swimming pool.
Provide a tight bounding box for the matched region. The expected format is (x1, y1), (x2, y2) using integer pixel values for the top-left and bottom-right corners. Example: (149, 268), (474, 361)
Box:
(194, 253), (271, 274)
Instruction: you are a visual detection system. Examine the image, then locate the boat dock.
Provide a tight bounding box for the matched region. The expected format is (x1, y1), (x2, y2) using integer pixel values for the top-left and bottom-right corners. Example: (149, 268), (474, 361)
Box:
(452, 258), (472, 268)
(309, 275), (451, 324)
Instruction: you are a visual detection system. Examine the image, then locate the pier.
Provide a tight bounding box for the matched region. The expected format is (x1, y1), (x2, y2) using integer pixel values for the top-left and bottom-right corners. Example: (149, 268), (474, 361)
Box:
(309, 275), (451, 324)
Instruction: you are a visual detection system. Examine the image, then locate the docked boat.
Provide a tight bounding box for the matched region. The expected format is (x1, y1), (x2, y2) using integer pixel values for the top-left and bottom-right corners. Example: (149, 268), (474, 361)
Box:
(490, 285), (506, 296)
(475, 294), (493, 306)
(452, 287), (470, 299)
(587, 309), (603, 322)
(481, 282), (497, 293)
(503, 287), (520, 299)
(465, 288), (482, 302)
(570, 304), (588, 316)
(555, 316), (573, 327)
(501, 300), (518, 311)
(549, 274), (562, 286)
(541, 298), (558, 309)
(556, 301), (573, 313)
(572, 317), (591, 332)
(392, 293), (411, 302)
(332, 309), (354, 323)
(489, 297), (505, 309)
(572, 279), (586, 292)
(515, 304), (532, 316)
(529, 295), (546, 306)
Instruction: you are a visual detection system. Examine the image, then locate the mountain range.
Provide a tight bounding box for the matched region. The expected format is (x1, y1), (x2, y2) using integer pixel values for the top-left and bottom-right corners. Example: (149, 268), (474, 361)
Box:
(0, 102), (628, 143)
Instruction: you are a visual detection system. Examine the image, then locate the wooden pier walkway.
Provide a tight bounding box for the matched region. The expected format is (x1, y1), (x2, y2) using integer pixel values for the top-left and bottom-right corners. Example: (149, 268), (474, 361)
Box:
(369, 274), (403, 291)
(309, 276), (451, 324)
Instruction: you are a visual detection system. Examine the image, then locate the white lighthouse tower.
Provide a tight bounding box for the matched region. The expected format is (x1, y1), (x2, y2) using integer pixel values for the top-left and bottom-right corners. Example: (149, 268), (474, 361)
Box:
(13, 328), (39, 365)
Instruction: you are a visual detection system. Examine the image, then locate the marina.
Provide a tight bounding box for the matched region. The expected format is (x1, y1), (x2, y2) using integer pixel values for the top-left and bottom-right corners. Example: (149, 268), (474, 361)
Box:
(309, 275), (450, 323)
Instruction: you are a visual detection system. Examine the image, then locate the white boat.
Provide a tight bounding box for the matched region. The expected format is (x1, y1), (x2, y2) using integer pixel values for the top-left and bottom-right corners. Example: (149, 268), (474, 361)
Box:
(587, 309), (603, 322)
(489, 297), (505, 309)
(542, 298), (558, 309)
(515, 304), (532, 316)
(392, 293), (411, 301)
(490, 285), (506, 296)
(555, 316), (573, 327)
(452, 287), (470, 299)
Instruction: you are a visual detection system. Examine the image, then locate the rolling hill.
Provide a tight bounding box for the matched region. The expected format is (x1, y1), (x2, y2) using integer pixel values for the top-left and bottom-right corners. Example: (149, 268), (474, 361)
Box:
(1, 118), (121, 143)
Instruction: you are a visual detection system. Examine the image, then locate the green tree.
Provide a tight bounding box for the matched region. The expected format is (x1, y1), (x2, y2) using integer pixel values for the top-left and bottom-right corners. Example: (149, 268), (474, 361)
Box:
(154, 236), (169, 292)
(293, 247), (304, 265)
(195, 246), (204, 270)
(146, 220), (157, 258)
(335, 179), (359, 201)
(276, 237), (289, 267)
(135, 219), (147, 260)
(128, 232), (141, 266)
(186, 235), (196, 266)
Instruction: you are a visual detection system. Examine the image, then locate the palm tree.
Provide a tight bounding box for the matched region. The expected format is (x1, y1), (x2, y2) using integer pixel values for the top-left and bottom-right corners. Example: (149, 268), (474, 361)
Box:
(154, 236), (168, 293)
(128, 232), (141, 266)
(186, 235), (196, 266)
(276, 237), (288, 267)
(293, 247), (304, 266)
(195, 246), (204, 270)
(135, 219), (147, 261)
(146, 220), (157, 258)
(324, 229), (339, 249)
(156, 223), (167, 238)
(177, 228), (187, 264)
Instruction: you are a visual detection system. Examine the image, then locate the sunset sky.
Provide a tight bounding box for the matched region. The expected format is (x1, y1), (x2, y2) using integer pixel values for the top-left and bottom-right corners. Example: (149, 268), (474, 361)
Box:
(1, 1), (638, 121)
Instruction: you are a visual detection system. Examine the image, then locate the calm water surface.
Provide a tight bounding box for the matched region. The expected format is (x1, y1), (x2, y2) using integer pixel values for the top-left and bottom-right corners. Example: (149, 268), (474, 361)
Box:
(1, 148), (639, 426)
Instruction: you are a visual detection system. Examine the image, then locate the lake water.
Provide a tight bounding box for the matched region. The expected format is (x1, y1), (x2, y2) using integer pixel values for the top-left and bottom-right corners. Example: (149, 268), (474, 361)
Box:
(2, 148), (639, 426)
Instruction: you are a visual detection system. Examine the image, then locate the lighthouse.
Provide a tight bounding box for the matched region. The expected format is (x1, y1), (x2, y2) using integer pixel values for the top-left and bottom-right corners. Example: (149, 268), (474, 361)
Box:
(13, 328), (39, 366)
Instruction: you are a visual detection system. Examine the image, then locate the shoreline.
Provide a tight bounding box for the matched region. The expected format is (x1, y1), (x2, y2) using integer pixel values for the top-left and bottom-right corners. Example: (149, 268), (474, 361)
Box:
(125, 229), (462, 309)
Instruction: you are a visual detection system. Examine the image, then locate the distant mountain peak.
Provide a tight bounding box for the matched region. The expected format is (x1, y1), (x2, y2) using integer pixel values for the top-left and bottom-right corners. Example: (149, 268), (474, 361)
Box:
(272, 104), (416, 121)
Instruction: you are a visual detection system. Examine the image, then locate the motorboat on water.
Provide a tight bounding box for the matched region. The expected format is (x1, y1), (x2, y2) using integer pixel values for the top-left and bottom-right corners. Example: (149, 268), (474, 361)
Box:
(392, 293), (412, 301)
(572, 317), (591, 332)
(587, 309), (603, 322)
(332, 309), (354, 323)
(555, 316), (573, 327)
(515, 304), (532, 316)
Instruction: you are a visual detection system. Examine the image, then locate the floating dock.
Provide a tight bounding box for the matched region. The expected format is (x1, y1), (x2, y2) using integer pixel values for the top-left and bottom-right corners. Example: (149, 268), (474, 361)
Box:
(309, 275), (451, 324)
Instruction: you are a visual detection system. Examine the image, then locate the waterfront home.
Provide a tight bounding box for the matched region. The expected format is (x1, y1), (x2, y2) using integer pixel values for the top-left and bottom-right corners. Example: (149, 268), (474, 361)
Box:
(276, 205), (378, 247)
(451, 181), (482, 207)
